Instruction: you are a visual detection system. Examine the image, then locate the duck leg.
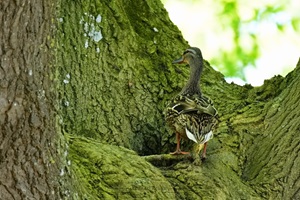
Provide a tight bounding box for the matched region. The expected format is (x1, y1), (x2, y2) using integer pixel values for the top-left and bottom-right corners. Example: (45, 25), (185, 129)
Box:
(201, 142), (208, 160)
(170, 132), (190, 155)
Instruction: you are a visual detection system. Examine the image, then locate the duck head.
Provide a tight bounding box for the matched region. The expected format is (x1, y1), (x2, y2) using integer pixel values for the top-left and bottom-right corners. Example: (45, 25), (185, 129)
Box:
(172, 47), (203, 64)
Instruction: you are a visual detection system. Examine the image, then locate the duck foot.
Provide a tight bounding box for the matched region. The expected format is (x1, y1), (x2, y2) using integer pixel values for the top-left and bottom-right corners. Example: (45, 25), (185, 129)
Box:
(170, 133), (190, 155)
(200, 142), (207, 161)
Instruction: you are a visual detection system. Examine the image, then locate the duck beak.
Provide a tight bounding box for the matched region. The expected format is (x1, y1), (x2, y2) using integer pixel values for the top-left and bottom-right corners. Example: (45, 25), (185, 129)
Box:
(172, 57), (184, 64)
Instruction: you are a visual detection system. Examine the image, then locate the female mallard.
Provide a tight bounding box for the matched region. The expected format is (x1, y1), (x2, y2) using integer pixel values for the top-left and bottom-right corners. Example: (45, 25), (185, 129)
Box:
(165, 47), (218, 159)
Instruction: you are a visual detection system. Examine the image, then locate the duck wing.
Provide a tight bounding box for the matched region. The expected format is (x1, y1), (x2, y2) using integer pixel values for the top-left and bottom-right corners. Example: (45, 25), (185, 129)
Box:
(168, 95), (217, 116)
(166, 94), (218, 144)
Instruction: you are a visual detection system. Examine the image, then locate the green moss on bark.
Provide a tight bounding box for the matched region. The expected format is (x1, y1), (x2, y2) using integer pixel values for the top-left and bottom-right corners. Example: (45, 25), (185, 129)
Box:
(68, 135), (176, 199)
(56, 0), (300, 199)
(56, 0), (188, 154)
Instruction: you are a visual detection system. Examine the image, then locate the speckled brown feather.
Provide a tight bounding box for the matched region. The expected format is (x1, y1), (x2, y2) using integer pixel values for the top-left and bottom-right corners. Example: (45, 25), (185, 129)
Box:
(165, 93), (217, 143)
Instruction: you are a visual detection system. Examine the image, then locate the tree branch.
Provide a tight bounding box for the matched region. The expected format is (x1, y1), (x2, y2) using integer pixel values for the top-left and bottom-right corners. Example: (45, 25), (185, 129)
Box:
(143, 154), (193, 167)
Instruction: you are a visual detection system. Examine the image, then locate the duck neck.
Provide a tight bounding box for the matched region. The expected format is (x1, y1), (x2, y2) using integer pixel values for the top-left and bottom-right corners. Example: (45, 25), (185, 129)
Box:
(181, 58), (202, 96)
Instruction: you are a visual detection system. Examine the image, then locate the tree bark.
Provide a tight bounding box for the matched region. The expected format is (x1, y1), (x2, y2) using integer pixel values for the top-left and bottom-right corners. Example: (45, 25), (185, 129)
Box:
(57, 0), (300, 198)
(0, 0), (69, 199)
(1, 0), (300, 199)
(56, 0), (187, 155)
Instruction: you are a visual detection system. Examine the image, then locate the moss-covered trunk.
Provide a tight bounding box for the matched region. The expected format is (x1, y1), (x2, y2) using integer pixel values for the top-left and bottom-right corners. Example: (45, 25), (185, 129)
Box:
(56, 0), (186, 156)
(2, 0), (299, 199)
(56, 0), (300, 199)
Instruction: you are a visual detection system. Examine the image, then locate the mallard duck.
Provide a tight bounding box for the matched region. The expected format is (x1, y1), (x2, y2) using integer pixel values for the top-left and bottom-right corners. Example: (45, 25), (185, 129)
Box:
(165, 47), (218, 160)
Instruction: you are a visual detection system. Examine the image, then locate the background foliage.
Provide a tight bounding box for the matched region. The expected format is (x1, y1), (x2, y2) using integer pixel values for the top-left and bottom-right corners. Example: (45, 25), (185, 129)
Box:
(162, 0), (300, 85)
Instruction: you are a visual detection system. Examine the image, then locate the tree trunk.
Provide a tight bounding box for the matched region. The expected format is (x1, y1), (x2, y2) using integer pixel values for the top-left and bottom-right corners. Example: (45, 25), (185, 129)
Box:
(1, 0), (300, 199)
(56, 0), (188, 156)
(56, 0), (300, 198)
(0, 1), (70, 199)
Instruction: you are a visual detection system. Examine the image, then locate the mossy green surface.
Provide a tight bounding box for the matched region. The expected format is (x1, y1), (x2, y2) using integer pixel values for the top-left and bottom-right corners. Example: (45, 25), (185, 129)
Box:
(56, 0), (188, 154)
(68, 135), (176, 199)
(56, 0), (300, 199)
(68, 134), (262, 199)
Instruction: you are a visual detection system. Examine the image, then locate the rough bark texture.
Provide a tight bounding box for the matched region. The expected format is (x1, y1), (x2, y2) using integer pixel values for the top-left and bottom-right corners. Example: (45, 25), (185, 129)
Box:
(68, 135), (176, 199)
(1, 0), (300, 199)
(243, 63), (300, 199)
(56, 0), (300, 199)
(0, 0), (64, 199)
(56, 0), (187, 155)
